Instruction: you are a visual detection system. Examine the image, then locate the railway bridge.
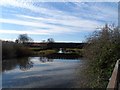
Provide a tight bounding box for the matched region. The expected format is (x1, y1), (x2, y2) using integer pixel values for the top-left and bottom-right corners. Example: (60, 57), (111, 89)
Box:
(24, 42), (86, 49)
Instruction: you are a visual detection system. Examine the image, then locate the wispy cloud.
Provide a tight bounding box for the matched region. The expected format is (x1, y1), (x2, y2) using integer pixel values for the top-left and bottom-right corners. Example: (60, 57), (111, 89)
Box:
(0, 29), (49, 35)
(70, 2), (118, 22)
(0, 14), (103, 35)
(19, 14), (102, 28)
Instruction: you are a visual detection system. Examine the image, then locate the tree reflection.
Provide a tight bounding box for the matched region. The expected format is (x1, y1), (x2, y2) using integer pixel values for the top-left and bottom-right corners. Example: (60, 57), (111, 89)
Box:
(17, 58), (33, 71)
(2, 59), (17, 72)
(39, 57), (53, 63)
(2, 57), (54, 72)
(2, 58), (34, 72)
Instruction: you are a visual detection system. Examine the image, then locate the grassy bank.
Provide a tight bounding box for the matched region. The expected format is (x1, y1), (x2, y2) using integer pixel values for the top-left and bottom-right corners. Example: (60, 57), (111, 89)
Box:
(37, 49), (57, 56)
(65, 48), (83, 57)
(33, 48), (83, 57)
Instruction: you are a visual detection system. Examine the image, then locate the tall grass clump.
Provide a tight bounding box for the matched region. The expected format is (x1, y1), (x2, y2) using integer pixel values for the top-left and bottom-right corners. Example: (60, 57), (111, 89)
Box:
(84, 24), (120, 88)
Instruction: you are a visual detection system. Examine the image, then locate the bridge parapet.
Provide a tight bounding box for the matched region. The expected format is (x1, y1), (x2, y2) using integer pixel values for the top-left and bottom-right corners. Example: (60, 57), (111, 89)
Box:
(107, 59), (120, 90)
(24, 42), (86, 49)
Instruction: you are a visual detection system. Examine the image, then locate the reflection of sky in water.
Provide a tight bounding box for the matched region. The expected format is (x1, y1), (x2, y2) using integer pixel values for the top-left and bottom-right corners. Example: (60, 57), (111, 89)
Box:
(2, 57), (83, 88)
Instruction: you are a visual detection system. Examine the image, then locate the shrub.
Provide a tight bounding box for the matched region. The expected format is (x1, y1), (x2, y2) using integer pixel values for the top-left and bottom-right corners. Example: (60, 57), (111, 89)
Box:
(84, 24), (120, 88)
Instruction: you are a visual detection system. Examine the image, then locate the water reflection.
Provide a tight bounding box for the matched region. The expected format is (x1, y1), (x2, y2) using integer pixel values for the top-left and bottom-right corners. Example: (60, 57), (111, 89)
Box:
(2, 57), (33, 72)
(18, 58), (33, 71)
(2, 57), (54, 72)
(2, 57), (82, 88)
(2, 55), (79, 72)
(2, 59), (17, 72)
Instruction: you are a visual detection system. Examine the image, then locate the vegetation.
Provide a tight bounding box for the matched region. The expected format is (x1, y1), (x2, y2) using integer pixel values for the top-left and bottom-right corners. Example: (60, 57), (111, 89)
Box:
(2, 41), (16, 59)
(2, 34), (34, 59)
(83, 24), (120, 88)
(14, 43), (33, 57)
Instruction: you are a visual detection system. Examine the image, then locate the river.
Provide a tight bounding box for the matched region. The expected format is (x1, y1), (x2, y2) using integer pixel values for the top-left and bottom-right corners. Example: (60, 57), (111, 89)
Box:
(2, 57), (85, 88)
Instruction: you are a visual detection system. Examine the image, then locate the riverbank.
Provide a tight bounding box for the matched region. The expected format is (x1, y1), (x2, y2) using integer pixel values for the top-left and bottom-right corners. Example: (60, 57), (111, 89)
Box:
(34, 48), (83, 57)
(2, 41), (33, 59)
(2, 41), (83, 60)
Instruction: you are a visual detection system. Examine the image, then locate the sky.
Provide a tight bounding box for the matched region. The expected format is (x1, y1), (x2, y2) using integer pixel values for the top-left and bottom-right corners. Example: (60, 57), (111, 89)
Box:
(0, 0), (118, 42)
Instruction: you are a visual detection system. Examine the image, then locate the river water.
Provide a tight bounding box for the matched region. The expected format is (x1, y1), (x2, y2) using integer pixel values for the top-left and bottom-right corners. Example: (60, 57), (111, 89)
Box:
(2, 57), (85, 88)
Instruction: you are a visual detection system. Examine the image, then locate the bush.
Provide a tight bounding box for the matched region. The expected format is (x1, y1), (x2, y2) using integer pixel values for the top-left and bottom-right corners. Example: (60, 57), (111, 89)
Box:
(84, 25), (120, 88)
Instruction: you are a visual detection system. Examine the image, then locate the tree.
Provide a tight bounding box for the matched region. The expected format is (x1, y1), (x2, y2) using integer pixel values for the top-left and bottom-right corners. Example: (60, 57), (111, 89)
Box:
(15, 39), (19, 43)
(47, 38), (54, 43)
(18, 34), (33, 43)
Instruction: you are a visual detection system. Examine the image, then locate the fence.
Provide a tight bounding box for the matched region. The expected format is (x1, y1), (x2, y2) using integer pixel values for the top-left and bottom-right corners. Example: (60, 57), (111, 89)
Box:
(107, 59), (120, 90)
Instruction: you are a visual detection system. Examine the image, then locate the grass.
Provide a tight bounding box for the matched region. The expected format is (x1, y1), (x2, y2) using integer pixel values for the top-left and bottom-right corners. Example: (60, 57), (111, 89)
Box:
(29, 47), (42, 51)
(65, 48), (84, 56)
(38, 49), (57, 56)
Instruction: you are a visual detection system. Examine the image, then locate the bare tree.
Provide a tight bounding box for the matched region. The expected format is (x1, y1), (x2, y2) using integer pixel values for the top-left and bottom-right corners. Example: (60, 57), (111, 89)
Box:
(18, 34), (33, 43)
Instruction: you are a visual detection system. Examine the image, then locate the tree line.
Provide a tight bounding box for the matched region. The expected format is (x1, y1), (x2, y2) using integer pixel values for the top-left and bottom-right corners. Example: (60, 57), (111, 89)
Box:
(15, 34), (54, 43)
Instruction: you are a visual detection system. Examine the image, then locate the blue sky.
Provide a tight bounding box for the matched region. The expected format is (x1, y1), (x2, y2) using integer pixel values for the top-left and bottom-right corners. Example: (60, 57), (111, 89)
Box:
(0, 0), (118, 42)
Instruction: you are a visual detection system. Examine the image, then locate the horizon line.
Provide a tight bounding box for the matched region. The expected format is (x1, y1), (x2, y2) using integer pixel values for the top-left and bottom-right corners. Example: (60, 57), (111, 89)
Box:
(1, 39), (83, 43)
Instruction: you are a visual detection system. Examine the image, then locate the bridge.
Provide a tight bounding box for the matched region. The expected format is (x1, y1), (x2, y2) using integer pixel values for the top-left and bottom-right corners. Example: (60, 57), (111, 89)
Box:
(107, 59), (120, 90)
(24, 42), (86, 49)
